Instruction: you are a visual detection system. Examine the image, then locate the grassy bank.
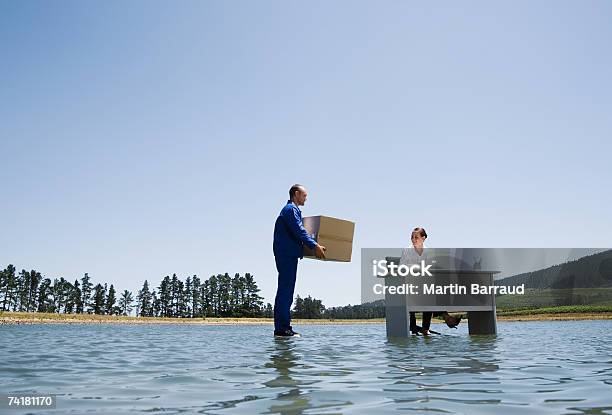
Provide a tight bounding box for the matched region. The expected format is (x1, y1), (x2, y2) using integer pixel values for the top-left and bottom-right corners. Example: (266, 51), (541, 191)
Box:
(2, 308), (612, 325)
(497, 305), (612, 316)
(497, 313), (612, 321)
(496, 288), (612, 309)
(0, 311), (384, 325)
(496, 305), (612, 321)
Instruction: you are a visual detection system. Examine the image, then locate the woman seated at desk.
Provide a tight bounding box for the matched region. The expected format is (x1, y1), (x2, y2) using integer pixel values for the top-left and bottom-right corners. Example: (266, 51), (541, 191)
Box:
(400, 227), (462, 335)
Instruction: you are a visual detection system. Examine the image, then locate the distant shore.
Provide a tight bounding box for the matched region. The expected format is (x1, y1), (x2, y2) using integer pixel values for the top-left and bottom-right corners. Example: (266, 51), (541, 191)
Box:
(0, 312), (384, 325)
(2, 311), (612, 325)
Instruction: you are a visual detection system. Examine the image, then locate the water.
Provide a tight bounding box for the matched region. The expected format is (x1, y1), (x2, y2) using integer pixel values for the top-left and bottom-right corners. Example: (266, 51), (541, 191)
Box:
(1, 321), (612, 414)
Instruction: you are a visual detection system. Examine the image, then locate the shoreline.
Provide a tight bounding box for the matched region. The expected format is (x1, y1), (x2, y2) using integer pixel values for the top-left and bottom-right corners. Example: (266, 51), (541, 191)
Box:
(0, 312), (385, 325)
(2, 312), (612, 325)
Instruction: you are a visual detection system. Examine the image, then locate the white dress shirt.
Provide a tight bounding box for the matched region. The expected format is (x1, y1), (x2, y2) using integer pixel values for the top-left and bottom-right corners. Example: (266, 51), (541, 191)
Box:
(399, 244), (429, 266)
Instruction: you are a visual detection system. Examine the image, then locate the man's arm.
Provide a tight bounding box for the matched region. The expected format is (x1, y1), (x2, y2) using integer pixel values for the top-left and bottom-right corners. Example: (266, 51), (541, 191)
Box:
(281, 207), (317, 249)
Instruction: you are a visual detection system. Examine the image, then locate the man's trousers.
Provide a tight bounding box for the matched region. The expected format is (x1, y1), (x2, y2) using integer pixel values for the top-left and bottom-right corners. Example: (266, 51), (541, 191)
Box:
(273, 256), (298, 332)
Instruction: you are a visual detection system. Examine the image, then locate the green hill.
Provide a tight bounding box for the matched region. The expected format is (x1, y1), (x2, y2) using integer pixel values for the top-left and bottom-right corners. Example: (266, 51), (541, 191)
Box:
(496, 249), (612, 309)
(497, 249), (612, 289)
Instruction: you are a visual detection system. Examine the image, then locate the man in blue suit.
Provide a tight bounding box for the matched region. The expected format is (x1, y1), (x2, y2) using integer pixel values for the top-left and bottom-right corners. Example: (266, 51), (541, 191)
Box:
(273, 184), (326, 337)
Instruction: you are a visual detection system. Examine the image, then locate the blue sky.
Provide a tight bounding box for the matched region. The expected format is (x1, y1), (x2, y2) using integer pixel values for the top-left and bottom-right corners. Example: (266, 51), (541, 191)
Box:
(1, 1), (611, 307)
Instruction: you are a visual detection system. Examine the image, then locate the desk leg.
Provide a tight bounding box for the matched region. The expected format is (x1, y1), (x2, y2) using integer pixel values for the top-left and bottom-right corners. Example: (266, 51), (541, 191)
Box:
(384, 276), (409, 337)
(467, 311), (497, 335)
(385, 306), (410, 337)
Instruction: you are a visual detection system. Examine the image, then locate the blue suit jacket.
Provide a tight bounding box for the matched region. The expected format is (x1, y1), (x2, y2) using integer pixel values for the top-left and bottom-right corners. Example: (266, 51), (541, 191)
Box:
(273, 200), (317, 258)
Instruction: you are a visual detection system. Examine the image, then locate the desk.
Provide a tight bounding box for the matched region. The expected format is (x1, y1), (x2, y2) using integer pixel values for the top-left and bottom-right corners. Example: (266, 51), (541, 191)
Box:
(383, 256), (499, 336)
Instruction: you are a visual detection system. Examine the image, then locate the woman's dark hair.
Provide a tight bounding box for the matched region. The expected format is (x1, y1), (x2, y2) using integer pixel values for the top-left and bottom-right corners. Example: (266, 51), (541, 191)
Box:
(412, 227), (427, 239)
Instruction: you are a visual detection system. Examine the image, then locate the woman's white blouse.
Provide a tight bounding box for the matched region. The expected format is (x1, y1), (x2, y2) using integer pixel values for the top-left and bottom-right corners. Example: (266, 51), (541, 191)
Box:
(399, 245), (429, 266)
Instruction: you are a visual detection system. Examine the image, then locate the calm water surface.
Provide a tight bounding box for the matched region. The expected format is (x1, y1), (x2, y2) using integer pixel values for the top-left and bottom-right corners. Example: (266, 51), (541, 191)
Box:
(1, 321), (612, 414)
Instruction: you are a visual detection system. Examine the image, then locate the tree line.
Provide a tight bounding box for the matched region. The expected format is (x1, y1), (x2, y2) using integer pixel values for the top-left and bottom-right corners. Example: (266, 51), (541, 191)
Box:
(0, 264), (385, 319)
(134, 272), (268, 318)
(320, 299), (385, 319)
(0, 265), (269, 318)
(0, 266), (134, 315)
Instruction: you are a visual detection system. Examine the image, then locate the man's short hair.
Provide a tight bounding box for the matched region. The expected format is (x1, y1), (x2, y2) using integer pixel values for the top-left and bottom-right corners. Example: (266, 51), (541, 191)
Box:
(289, 184), (304, 199)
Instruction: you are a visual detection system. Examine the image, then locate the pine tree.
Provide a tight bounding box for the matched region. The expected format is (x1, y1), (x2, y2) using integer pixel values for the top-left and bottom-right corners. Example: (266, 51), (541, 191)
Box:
(17, 269), (30, 311)
(106, 284), (119, 315)
(52, 278), (71, 313)
(191, 275), (201, 317)
(200, 278), (212, 317)
(157, 276), (171, 317)
(169, 274), (187, 317)
(184, 276), (193, 318)
(63, 279), (77, 314)
(301, 295), (324, 319)
(118, 290), (134, 316)
(1, 265), (17, 311)
(27, 270), (42, 312)
(170, 274), (179, 317)
(176, 280), (186, 317)
(92, 283), (106, 314)
(72, 279), (83, 314)
(37, 278), (53, 313)
(80, 273), (93, 314)
(207, 276), (218, 316)
(151, 290), (158, 317)
(230, 273), (244, 317)
(264, 303), (273, 318)
(293, 295), (304, 318)
(244, 273), (264, 317)
(136, 280), (153, 317)
(218, 273), (231, 317)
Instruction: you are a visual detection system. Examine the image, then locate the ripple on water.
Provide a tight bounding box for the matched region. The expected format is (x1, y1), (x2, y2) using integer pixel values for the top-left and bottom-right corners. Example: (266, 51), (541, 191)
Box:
(1, 321), (612, 414)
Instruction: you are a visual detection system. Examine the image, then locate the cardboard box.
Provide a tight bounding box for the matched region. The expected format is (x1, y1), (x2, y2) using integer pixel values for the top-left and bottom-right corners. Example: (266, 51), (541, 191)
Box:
(302, 215), (355, 262)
